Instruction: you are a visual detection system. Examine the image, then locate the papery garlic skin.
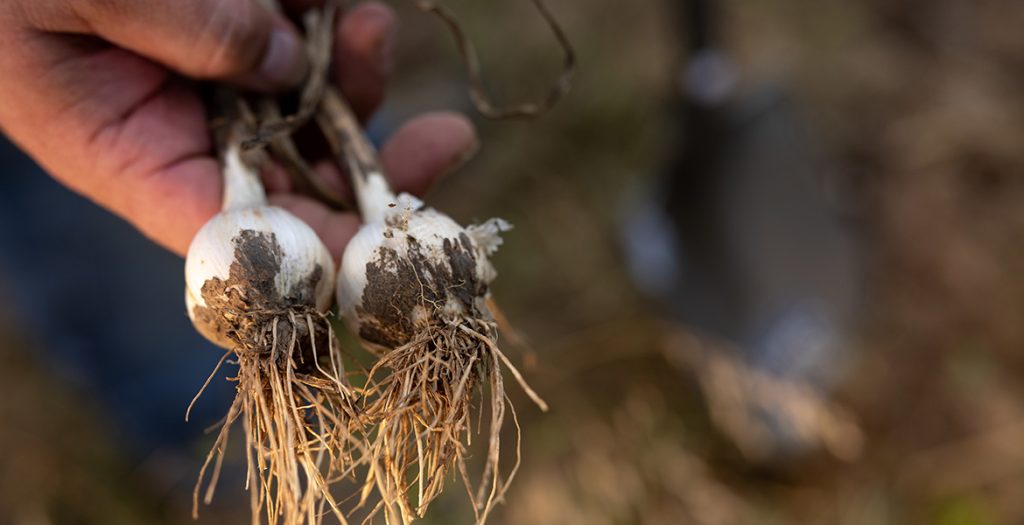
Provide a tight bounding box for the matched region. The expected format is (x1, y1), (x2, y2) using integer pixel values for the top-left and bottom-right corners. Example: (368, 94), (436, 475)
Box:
(336, 193), (509, 349)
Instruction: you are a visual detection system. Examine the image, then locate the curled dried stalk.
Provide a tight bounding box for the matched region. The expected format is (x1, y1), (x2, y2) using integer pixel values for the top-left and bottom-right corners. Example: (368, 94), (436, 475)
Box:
(244, 0), (337, 148)
(257, 97), (353, 210)
(242, 0), (576, 208)
(244, 0), (351, 210)
(413, 0), (576, 119)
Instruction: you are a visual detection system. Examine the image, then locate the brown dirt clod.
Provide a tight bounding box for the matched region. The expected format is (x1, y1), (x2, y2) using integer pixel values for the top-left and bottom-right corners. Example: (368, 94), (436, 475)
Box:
(356, 231), (487, 349)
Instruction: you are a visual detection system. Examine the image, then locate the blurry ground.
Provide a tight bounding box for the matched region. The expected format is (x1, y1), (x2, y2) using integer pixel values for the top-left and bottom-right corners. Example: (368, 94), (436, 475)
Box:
(3, 0), (1024, 523)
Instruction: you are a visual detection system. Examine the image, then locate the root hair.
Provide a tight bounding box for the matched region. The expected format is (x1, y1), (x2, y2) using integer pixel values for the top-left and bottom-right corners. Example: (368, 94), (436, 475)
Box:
(358, 317), (545, 525)
(191, 309), (359, 525)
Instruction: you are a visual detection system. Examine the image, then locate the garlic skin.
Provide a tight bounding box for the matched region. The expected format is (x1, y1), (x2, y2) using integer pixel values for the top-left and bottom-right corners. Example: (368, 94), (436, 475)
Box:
(336, 191), (509, 349)
(184, 145), (335, 349)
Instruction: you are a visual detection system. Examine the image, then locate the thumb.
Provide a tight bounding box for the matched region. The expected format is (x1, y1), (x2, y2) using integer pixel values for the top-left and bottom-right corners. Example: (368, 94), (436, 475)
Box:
(73, 0), (308, 90)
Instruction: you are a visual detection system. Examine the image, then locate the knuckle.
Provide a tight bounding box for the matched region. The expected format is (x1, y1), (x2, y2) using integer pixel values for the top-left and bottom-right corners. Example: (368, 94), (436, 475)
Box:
(10, 0), (91, 33)
(76, 0), (136, 30)
(196, 0), (264, 77)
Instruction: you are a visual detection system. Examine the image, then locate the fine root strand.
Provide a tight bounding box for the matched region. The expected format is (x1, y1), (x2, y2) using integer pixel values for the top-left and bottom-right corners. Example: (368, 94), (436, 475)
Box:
(357, 316), (543, 524)
(411, 0), (575, 119)
(191, 310), (361, 525)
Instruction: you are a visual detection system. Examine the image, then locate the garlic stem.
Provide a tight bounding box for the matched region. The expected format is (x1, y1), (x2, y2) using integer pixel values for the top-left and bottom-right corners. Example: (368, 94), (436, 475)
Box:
(221, 144), (268, 211)
(319, 88), (396, 224)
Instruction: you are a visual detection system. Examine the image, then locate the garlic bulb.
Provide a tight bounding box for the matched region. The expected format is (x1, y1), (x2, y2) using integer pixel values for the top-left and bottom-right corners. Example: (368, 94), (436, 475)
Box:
(334, 174), (518, 523)
(186, 207), (335, 348)
(185, 146), (335, 349)
(335, 179), (508, 349)
(182, 132), (352, 525)
(321, 88), (541, 524)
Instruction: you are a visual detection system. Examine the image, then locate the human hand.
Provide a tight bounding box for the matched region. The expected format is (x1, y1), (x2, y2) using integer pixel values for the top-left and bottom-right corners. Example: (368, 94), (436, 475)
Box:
(0, 0), (477, 261)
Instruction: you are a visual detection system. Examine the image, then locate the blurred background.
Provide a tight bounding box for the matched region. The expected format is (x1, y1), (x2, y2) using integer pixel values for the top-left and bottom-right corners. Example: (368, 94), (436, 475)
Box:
(3, 0), (1024, 523)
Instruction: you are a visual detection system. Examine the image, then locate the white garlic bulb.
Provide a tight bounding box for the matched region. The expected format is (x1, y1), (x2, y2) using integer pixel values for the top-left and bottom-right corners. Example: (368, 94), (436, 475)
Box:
(335, 174), (508, 349)
(185, 146), (335, 349)
(181, 123), (353, 525)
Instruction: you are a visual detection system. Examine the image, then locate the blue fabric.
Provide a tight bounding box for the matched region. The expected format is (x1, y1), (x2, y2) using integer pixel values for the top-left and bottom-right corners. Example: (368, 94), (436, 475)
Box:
(0, 137), (234, 455)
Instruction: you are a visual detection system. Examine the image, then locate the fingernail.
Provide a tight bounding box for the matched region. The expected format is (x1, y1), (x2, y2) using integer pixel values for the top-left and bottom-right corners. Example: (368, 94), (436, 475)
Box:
(257, 29), (308, 89)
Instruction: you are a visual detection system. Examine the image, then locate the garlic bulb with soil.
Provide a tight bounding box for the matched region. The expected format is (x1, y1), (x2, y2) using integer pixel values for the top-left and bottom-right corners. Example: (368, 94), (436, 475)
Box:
(184, 139), (353, 525)
(323, 90), (543, 524)
(336, 190), (508, 350)
(185, 205), (335, 349)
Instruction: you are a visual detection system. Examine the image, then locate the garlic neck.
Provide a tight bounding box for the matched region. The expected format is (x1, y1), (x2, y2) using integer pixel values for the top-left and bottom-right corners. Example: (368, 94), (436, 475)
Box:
(356, 171), (397, 224)
(320, 89), (397, 224)
(222, 144), (267, 211)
